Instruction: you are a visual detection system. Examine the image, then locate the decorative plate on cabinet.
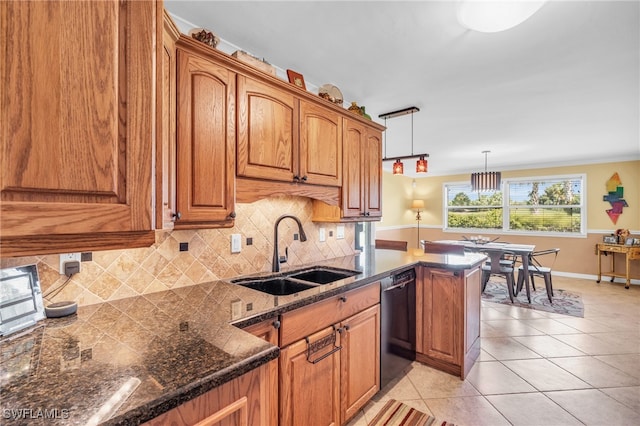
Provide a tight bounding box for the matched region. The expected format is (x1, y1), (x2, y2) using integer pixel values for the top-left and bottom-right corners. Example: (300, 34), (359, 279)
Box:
(318, 84), (343, 106)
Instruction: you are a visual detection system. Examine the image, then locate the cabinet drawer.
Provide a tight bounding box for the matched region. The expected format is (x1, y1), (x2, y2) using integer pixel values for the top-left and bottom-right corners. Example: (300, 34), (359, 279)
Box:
(280, 282), (380, 347)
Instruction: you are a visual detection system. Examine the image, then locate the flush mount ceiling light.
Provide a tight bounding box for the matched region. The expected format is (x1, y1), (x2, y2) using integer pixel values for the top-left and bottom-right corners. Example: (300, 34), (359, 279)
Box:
(457, 0), (548, 33)
(471, 150), (501, 191)
(379, 106), (429, 176)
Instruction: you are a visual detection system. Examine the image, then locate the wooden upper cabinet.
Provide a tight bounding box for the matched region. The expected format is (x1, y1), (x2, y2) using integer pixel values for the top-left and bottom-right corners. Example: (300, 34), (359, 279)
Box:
(317, 118), (382, 221)
(0, 0), (157, 257)
(237, 76), (298, 182)
(363, 129), (383, 218)
(237, 77), (342, 187)
(342, 120), (367, 218)
(156, 11), (180, 230)
(299, 100), (342, 186)
(175, 47), (236, 228)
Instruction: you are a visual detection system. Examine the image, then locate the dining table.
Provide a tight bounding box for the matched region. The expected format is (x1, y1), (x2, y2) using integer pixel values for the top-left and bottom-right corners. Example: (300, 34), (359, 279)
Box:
(434, 240), (537, 303)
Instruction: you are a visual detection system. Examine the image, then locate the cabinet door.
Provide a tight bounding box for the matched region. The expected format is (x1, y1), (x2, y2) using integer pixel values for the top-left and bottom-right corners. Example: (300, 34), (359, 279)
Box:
(237, 76), (297, 182)
(1, 0), (156, 256)
(156, 11), (180, 230)
(144, 361), (274, 426)
(340, 304), (380, 424)
(280, 326), (341, 426)
(342, 120), (366, 218)
(243, 319), (280, 426)
(419, 268), (461, 366)
(300, 100), (342, 186)
(175, 48), (236, 227)
(363, 130), (382, 218)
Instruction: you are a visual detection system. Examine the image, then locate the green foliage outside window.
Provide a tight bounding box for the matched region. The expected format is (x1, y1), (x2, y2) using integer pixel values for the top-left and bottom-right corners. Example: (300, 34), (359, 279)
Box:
(445, 177), (584, 234)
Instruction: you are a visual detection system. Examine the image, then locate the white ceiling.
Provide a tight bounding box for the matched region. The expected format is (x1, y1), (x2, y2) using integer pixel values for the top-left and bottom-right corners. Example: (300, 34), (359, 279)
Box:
(165, 0), (640, 177)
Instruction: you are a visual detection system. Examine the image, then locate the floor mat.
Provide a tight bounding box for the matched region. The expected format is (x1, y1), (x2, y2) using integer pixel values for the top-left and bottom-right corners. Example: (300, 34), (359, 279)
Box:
(481, 280), (584, 317)
(368, 399), (436, 426)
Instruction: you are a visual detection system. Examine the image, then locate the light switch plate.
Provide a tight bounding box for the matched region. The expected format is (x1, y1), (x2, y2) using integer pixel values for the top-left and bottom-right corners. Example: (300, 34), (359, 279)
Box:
(319, 228), (326, 242)
(336, 225), (345, 239)
(231, 234), (242, 253)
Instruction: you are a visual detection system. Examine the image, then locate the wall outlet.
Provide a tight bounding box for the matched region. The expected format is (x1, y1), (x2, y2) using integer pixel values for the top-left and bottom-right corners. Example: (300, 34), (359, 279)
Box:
(319, 228), (326, 242)
(336, 225), (345, 239)
(231, 234), (242, 253)
(231, 300), (242, 320)
(59, 253), (81, 274)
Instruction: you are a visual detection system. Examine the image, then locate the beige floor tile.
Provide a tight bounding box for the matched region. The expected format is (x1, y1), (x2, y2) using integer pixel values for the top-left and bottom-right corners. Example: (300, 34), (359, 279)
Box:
(466, 361), (537, 394)
(595, 354), (640, 379)
(478, 349), (495, 361)
(405, 363), (480, 399)
(481, 322), (509, 338)
(600, 386), (640, 414)
(424, 396), (510, 426)
(519, 318), (581, 334)
(344, 410), (367, 426)
(481, 337), (543, 360)
(513, 335), (586, 358)
(483, 319), (547, 336)
(553, 316), (616, 333)
(502, 359), (591, 391)
(593, 332), (640, 352)
(503, 306), (551, 320)
(485, 393), (583, 426)
(481, 307), (515, 320)
(375, 374), (422, 402)
(549, 356), (640, 388)
(554, 333), (636, 355)
(545, 389), (640, 425)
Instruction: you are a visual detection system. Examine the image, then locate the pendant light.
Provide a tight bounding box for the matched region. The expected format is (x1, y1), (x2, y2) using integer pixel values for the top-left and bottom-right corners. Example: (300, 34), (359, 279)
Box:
(471, 150), (501, 191)
(380, 106), (429, 175)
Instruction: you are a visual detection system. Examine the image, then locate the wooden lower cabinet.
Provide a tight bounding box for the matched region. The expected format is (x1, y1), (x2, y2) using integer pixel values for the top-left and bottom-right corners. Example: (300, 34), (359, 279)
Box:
(340, 304), (380, 423)
(143, 361), (275, 426)
(279, 325), (341, 426)
(279, 304), (380, 426)
(416, 266), (481, 379)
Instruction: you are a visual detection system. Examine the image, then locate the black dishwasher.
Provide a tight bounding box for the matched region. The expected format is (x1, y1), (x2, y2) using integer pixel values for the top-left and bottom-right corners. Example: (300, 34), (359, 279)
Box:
(380, 268), (416, 389)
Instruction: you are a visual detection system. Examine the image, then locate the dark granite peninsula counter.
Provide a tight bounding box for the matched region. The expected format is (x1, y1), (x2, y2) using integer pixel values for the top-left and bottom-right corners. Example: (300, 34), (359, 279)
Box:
(0, 250), (485, 425)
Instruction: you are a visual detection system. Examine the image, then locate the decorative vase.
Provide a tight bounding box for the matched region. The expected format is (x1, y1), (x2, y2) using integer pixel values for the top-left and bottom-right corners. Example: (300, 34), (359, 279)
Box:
(360, 106), (371, 120)
(348, 101), (363, 116)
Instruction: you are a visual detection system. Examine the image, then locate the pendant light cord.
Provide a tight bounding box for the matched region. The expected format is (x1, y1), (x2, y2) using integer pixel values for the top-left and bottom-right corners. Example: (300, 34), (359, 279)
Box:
(411, 112), (414, 156)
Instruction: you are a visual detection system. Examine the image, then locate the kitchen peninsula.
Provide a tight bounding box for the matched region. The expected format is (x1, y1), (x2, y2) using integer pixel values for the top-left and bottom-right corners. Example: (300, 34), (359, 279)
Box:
(0, 250), (485, 425)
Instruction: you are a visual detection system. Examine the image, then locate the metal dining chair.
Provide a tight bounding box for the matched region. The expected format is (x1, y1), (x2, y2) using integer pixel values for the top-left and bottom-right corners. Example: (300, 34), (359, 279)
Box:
(516, 248), (560, 303)
(481, 249), (517, 303)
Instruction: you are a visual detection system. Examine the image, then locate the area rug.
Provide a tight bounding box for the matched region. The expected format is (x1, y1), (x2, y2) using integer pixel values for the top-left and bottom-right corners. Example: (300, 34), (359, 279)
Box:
(481, 280), (584, 317)
(368, 399), (436, 426)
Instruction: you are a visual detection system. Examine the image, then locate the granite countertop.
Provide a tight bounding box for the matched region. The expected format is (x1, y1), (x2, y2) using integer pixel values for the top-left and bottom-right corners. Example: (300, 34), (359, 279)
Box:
(0, 250), (485, 425)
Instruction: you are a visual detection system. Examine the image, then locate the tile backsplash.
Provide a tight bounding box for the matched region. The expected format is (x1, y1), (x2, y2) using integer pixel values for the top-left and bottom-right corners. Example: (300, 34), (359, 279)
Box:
(1, 196), (356, 307)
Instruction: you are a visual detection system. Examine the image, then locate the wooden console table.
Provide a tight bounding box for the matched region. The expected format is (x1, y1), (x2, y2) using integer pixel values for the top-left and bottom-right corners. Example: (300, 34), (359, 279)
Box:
(596, 243), (640, 289)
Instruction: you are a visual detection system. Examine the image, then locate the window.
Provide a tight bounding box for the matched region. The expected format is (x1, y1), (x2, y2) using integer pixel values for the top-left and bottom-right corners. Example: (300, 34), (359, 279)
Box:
(444, 174), (585, 235)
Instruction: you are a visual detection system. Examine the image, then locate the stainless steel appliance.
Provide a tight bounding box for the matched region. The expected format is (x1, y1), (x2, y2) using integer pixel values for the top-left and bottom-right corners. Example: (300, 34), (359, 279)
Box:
(380, 268), (416, 389)
(0, 264), (46, 336)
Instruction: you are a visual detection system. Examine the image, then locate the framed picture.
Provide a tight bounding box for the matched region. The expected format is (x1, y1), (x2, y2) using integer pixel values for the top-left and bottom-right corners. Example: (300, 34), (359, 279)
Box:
(286, 69), (306, 90)
(603, 235), (617, 244)
(625, 237), (634, 246)
(634, 238), (640, 246)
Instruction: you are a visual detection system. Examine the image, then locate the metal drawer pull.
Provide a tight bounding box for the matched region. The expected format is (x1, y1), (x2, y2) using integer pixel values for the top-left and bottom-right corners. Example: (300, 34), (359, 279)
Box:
(305, 326), (341, 364)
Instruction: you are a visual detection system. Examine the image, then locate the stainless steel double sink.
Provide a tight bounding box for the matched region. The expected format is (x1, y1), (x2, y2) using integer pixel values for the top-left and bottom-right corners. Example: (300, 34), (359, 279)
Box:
(230, 266), (360, 296)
